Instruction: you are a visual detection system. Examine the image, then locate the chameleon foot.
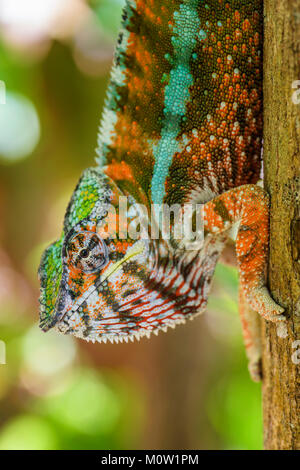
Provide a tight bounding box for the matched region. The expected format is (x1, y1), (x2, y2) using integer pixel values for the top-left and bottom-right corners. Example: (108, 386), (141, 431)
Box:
(204, 184), (286, 323)
(249, 286), (285, 322)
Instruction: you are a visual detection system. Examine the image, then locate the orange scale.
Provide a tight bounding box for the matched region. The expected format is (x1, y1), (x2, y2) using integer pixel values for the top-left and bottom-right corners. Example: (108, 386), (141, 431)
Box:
(234, 11), (241, 22)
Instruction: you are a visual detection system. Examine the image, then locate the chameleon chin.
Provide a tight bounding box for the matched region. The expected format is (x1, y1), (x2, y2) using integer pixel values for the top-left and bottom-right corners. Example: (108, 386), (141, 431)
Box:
(38, 0), (285, 382)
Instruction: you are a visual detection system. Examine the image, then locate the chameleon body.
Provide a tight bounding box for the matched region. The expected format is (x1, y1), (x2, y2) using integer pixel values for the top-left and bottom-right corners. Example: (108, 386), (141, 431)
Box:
(39, 0), (285, 379)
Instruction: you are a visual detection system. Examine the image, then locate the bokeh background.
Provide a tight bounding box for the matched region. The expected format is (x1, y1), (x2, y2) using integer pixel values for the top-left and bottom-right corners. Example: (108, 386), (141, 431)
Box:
(0, 0), (262, 450)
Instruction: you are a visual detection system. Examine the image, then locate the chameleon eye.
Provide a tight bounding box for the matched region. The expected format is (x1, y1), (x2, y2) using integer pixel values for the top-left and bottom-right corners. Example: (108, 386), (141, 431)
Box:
(67, 232), (108, 273)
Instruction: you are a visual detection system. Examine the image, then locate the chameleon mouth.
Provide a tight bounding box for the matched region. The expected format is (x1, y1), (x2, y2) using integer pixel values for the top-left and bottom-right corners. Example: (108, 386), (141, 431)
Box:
(41, 241), (145, 333)
(97, 241), (145, 284)
(75, 316), (190, 344)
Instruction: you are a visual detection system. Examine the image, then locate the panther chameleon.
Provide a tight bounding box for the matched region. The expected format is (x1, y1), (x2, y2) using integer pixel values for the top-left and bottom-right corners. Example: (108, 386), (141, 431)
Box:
(38, 0), (286, 381)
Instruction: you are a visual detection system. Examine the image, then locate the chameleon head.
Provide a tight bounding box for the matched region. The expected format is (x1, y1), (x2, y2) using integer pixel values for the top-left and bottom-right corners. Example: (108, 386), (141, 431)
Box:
(38, 167), (151, 343)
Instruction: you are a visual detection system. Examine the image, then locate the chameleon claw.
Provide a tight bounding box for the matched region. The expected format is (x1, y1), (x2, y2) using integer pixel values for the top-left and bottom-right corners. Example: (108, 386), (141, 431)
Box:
(249, 286), (286, 322)
(263, 313), (286, 323)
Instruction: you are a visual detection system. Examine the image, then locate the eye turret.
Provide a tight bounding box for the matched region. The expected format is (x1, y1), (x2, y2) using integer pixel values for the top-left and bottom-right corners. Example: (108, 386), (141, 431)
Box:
(67, 231), (108, 273)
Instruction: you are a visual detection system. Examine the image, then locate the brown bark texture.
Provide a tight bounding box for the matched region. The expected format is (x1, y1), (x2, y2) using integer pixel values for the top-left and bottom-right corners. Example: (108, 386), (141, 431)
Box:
(262, 0), (300, 450)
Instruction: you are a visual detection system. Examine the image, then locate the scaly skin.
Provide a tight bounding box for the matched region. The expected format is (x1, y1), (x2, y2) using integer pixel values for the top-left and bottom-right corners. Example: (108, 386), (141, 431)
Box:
(38, 0), (285, 378)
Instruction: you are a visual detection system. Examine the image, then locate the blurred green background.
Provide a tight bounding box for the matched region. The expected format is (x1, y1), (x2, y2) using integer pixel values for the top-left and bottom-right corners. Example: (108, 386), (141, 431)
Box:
(0, 0), (262, 450)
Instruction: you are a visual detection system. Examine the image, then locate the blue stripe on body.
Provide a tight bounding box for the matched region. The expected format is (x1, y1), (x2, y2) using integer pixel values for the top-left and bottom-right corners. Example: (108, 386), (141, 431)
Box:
(151, 0), (201, 206)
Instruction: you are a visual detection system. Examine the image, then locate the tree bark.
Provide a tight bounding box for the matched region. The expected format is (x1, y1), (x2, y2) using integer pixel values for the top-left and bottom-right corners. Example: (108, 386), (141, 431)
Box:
(262, 0), (300, 450)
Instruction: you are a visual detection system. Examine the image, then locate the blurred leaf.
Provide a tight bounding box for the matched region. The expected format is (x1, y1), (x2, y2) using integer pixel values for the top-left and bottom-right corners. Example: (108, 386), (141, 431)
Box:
(36, 369), (121, 436)
(22, 326), (76, 378)
(0, 91), (40, 163)
(207, 370), (263, 450)
(0, 415), (58, 450)
(91, 0), (126, 36)
(214, 263), (239, 298)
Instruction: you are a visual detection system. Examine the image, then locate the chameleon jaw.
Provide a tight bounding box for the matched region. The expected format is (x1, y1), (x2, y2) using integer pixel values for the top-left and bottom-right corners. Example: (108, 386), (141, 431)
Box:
(71, 300), (210, 344)
(60, 314), (193, 345)
(44, 241), (147, 335)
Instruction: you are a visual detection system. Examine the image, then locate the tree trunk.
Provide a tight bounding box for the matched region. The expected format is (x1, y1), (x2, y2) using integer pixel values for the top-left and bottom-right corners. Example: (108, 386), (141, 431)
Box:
(262, 0), (300, 450)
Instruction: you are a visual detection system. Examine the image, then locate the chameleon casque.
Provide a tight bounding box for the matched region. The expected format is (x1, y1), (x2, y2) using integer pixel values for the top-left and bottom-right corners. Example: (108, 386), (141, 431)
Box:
(38, 0), (286, 381)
